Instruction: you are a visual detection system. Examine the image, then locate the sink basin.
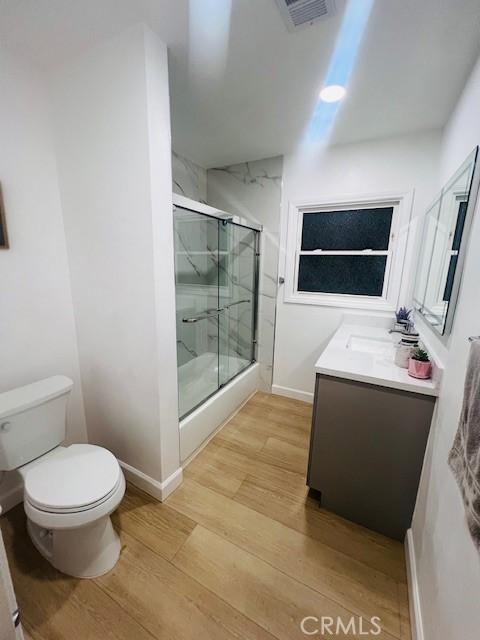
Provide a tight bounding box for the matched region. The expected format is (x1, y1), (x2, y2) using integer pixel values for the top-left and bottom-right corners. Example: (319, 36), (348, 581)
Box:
(346, 334), (395, 356)
(315, 322), (439, 397)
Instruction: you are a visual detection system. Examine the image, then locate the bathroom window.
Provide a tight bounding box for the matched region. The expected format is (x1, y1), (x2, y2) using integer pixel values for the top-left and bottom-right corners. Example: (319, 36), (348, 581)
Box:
(283, 194), (411, 310)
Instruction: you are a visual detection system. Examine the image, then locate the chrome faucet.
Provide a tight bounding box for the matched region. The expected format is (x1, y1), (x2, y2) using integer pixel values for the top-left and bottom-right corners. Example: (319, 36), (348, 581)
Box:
(389, 319), (415, 335)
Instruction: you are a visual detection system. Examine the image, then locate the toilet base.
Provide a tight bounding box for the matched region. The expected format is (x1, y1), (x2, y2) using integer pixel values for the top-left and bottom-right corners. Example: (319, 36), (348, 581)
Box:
(27, 515), (121, 578)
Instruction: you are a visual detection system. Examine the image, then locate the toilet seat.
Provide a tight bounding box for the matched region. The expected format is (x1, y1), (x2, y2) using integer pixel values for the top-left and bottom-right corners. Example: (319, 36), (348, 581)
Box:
(24, 444), (121, 514)
(27, 476), (124, 514)
(24, 471), (125, 531)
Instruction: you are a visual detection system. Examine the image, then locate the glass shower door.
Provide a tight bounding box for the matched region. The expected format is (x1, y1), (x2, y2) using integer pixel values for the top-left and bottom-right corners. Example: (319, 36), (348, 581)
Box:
(218, 221), (257, 387)
(174, 207), (220, 418)
(174, 205), (258, 419)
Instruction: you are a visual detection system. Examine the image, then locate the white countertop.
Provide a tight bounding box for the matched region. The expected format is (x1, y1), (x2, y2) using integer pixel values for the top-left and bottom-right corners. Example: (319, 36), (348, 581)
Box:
(315, 322), (439, 397)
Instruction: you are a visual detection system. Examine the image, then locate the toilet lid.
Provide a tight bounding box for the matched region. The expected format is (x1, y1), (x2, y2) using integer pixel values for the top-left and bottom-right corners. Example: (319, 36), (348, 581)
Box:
(24, 444), (121, 513)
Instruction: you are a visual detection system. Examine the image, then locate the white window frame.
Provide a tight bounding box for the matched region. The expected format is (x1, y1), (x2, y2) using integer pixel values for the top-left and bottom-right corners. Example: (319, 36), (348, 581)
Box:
(283, 192), (414, 311)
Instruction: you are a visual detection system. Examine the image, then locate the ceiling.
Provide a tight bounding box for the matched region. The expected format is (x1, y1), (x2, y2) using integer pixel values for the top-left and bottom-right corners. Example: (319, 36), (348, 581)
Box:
(1, 0), (480, 167)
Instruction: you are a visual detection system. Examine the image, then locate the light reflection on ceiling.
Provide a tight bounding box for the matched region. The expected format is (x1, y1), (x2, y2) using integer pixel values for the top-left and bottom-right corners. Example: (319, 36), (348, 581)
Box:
(188, 0), (232, 83)
(304, 0), (375, 144)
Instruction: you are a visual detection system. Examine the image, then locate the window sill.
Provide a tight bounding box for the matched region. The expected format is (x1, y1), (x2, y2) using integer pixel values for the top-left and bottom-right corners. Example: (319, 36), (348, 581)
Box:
(283, 292), (396, 312)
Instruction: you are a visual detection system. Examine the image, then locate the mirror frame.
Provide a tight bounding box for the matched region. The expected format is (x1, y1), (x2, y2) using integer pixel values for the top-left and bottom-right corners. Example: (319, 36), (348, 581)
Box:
(415, 146), (480, 339)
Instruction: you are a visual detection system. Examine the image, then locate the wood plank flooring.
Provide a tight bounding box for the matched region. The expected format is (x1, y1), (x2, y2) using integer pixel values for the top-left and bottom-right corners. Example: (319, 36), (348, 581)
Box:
(0, 391), (411, 640)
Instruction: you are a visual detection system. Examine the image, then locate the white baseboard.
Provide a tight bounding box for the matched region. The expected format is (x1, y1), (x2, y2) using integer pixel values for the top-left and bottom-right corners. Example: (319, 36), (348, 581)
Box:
(271, 384), (314, 404)
(119, 462), (183, 502)
(405, 528), (424, 640)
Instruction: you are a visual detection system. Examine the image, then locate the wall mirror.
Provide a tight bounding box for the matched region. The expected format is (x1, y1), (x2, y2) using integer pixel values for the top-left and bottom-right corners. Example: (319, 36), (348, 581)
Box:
(413, 147), (480, 336)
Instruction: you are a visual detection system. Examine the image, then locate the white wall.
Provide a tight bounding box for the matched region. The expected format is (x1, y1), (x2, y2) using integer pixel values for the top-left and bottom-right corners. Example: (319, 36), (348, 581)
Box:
(411, 55), (480, 640)
(273, 131), (442, 400)
(0, 47), (87, 447)
(145, 28), (182, 483)
(49, 25), (180, 487)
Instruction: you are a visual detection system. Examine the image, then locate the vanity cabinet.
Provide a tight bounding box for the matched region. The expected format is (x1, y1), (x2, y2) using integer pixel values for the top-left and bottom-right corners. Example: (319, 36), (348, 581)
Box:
(307, 374), (436, 541)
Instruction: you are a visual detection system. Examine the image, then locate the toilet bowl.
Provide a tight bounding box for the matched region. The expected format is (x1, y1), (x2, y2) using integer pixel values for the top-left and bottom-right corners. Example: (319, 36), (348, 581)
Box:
(0, 376), (126, 579)
(19, 444), (126, 578)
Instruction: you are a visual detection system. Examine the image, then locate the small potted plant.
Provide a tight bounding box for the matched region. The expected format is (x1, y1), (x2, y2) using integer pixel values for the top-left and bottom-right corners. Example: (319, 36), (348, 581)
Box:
(408, 347), (432, 379)
(395, 306), (412, 331)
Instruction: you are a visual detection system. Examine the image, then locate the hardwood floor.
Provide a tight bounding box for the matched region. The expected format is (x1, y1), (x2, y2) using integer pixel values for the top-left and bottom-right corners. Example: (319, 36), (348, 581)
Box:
(0, 392), (411, 640)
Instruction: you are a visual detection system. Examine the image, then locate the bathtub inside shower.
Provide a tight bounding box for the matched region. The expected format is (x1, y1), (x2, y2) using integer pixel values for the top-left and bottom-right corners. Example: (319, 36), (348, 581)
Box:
(173, 195), (261, 461)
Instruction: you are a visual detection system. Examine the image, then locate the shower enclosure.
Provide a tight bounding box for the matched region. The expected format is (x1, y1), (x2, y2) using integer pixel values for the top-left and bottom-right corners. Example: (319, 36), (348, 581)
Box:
(174, 200), (260, 422)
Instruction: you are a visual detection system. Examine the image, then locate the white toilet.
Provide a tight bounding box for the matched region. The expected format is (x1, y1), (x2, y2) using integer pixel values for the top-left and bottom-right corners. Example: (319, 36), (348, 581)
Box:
(0, 376), (125, 578)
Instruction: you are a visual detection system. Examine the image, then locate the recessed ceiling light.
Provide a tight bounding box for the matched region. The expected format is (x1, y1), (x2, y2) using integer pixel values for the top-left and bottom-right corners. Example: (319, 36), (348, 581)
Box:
(319, 84), (346, 103)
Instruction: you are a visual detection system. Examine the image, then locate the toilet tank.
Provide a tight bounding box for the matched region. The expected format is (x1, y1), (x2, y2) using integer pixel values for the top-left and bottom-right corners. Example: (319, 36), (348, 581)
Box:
(0, 376), (73, 471)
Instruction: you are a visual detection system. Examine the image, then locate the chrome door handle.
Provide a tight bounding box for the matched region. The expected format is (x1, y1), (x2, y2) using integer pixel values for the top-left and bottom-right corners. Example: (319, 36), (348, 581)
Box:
(223, 299), (251, 309)
(182, 308), (224, 323)
(182, 299), (251, 323)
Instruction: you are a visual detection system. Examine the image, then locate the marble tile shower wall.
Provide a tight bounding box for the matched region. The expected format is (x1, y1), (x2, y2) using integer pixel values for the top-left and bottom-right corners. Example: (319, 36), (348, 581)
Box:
(172, 151), (207, 202)
(207, 157), (283, 392)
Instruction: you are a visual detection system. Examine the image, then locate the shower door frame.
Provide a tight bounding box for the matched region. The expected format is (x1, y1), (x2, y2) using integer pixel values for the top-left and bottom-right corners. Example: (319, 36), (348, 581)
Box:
(173, 193), (262, 418)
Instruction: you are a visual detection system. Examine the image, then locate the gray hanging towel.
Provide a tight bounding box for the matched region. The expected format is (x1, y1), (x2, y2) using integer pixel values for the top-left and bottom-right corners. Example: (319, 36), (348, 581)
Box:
(449, 339), (480, 550)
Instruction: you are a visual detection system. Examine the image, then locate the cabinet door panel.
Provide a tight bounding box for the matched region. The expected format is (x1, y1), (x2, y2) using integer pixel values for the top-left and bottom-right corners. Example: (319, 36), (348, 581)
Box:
(307, 375), (435, 540)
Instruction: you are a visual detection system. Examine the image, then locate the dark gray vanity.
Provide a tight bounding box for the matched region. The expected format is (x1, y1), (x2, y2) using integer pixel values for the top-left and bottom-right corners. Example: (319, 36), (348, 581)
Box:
(307, 373), (436, 540)
(306, 322), (439, 541)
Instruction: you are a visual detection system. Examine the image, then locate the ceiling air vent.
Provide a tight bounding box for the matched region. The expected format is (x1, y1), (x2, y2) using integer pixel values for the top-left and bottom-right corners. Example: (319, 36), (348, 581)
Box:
(275, 0), (336, 32)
